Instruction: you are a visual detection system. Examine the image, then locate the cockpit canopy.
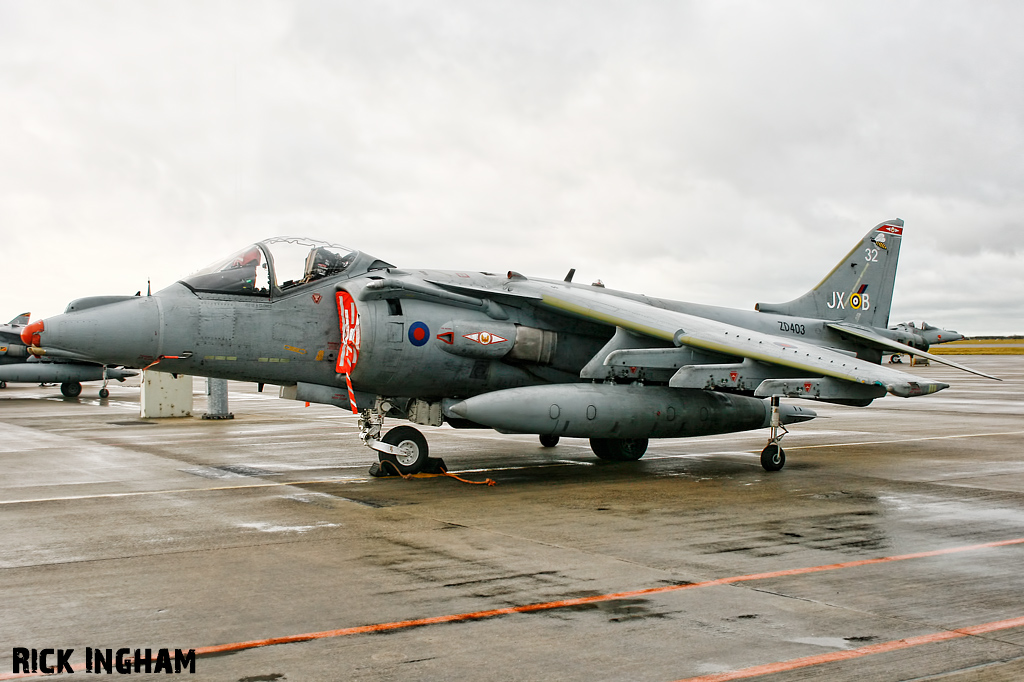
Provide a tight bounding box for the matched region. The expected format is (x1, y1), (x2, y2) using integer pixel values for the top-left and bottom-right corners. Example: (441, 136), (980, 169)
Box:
(180, 237), (375, 297)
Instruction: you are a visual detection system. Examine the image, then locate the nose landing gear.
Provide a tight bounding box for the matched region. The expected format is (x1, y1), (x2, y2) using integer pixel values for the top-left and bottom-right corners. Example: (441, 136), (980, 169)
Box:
(359, 403), (434, 476)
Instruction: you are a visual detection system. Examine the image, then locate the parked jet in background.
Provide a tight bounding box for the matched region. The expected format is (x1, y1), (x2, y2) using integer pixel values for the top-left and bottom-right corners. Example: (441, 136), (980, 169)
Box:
(0, 313), (136, 397)
(22, 221), (996, 472)
(887, 321), (965, 350)
(882, 321), (965, 364)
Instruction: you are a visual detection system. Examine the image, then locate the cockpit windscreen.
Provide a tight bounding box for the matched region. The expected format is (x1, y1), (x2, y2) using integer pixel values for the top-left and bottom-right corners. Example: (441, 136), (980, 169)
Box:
(179, 238), (359, 297)
(180, 245), (271, 296)
(265, 238), (358, 291)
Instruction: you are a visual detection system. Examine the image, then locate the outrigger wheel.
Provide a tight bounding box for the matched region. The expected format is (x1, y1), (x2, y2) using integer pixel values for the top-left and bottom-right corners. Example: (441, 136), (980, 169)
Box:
(760, 443), (785, 471)
(378, 425), (430, 475)
(761, 395), (788, 471)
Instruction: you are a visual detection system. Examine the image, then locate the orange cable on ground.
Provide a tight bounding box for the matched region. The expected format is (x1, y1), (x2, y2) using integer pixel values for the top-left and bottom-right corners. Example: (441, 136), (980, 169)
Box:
(378, 459), (496, 486)
(440, 470), (497, 486)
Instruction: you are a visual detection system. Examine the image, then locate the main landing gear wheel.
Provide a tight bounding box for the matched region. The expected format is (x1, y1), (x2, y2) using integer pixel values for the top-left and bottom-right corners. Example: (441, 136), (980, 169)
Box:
(0, 381), (6, 389)
(539, 434), (560, 448)
(378, 425), (430, 475)
(60, 382), (82, 398)
(590, 438), (649, 461)
(99, 388), (110, 399)
(761, 444), (785, 471)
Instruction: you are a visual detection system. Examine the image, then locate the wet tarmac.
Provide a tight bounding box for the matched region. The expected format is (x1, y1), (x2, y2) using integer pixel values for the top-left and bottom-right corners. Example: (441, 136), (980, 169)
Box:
(2, 356), (1023, 681)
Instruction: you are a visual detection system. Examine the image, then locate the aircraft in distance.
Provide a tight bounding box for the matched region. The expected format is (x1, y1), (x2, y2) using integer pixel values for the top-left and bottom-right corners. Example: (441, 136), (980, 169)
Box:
(22, 222), (996, 472)
(883, 321), (965, 364)
(887, 321), (965, 350)
(0, 312), (136, 397)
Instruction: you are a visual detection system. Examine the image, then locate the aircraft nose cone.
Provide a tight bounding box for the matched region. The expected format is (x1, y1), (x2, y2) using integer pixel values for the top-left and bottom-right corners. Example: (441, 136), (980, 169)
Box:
(36, 297), (162, 367)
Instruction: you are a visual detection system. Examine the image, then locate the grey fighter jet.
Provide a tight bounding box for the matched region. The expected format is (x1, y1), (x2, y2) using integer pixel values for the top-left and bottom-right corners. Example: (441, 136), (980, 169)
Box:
(887, 321), (965, 350)
(23, 222), (996, 472)
(1, 313), (136, 397)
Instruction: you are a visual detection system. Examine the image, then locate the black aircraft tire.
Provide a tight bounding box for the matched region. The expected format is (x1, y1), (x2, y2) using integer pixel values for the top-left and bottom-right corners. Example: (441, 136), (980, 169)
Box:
(99, 388), (110, 399)
(60, 382), (83, 398)
(590, 438), (649, 461)
(761, 444), (786, 471)
(0, 381), (6, 389)
(379, 426), (430, 475)
(539, 434), (560, 448)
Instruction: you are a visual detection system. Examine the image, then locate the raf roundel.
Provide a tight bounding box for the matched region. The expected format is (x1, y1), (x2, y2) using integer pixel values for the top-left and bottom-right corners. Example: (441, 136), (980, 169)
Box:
(408, 321), (430, 347)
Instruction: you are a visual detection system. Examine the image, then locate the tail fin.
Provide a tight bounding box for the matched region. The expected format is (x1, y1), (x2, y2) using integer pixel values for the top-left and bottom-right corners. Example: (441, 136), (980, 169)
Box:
(755, 220), (903, 327)
(7, 312), (30, 326)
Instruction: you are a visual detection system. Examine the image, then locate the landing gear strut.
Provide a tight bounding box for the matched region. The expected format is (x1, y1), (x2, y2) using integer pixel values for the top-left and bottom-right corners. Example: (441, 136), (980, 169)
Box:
(760, 395), (787, 471)
(359, 403), (431, 475)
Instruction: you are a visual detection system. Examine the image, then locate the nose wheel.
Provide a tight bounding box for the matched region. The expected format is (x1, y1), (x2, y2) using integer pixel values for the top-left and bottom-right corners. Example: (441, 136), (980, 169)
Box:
(378, 425), (430, 475)
(359, 405), (433, 475)
(761, 395), (788, 471)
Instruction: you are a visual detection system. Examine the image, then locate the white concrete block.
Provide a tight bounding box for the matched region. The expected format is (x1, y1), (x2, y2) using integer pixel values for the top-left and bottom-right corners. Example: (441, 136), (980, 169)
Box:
(140, 371), (193, 418)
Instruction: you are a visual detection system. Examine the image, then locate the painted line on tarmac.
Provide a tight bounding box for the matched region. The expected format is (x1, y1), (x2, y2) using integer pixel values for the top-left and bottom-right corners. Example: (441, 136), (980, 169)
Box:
(30, 536), (1024, 678)
(8, 430), (1024, 503)
(785, 429), (1024, 451)
(3, 538), (1023, 680)
(671, 615), (1024, 681)
(0, 477), (372, 506)
(183, 536), (1024, 656)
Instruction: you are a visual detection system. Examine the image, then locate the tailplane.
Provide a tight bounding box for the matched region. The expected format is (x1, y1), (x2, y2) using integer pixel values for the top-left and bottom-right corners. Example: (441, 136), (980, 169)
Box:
(755, 220), (903, 327)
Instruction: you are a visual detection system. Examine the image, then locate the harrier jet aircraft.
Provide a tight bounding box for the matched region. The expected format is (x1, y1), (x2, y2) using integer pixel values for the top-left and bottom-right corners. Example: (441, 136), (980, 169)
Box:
(0, 313), (135, 396)
(22, 221), (995, 472)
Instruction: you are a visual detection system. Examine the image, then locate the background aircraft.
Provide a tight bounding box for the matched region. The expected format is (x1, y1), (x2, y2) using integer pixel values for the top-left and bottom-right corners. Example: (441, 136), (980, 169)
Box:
(23, 222), (994, 471)
(887, 321), (965, 349)
(0, 312), (136, 397)
(882, 321), (964, 364)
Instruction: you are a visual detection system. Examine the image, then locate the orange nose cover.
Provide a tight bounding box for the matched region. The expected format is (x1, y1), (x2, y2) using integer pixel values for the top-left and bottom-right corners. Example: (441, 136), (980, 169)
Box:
(21, 320), (43, 346)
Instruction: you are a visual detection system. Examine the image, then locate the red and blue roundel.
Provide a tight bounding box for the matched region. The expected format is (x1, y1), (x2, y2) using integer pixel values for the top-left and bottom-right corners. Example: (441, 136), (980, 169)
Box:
(408, 321), (430, 346)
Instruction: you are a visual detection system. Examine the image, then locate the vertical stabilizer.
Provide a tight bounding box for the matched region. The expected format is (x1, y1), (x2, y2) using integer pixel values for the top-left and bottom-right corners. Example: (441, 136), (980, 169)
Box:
(7, 313), (31, 326)
(755, 220), (903, 327)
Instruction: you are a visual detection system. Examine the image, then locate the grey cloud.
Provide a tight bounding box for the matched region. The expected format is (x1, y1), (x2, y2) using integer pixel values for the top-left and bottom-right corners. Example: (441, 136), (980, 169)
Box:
(0, 1), (1021, 333)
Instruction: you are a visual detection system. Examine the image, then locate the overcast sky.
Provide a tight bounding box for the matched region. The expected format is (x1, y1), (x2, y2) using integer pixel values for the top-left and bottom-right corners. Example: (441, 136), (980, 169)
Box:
(2, 1), (1022, 334)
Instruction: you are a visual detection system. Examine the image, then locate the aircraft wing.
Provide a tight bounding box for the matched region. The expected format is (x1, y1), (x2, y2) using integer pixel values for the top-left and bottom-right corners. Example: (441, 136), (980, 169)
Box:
(0, 325), (25, 344)
(518, 281), (950, 398)
(828, 322), (1000, 381)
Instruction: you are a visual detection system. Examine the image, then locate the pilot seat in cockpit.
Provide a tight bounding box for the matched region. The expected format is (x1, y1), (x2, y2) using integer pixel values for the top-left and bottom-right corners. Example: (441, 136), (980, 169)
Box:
(301, 247), (355, 284)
